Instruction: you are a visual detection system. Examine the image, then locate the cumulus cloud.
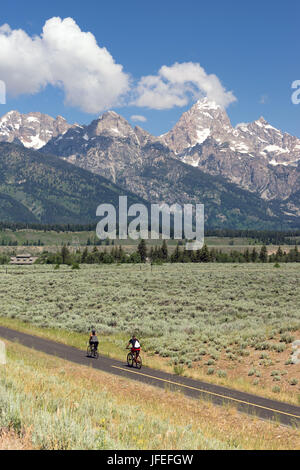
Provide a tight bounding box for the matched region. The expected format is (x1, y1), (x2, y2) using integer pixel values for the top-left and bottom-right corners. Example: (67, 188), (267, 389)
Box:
(0, 17), (130, 113)
(130, 114), (147, 122)
(0, 19), (237, 114)
(133, 62), (236, 109)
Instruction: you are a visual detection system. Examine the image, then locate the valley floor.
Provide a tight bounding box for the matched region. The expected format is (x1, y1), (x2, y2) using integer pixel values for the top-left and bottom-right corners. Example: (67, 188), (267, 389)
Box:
(0, 263), (299, 405)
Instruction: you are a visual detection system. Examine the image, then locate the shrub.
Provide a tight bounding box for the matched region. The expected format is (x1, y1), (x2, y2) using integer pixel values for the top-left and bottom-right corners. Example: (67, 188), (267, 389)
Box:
(272, 343), (285, 353)
(259, 353), (269, 360)
(205, 359), (215, 366)
(271, 370), (281, 376)
(217, 370), (227, 378)
(71, 263), (80, 270)
(285, 359), (293, 365)
(280, 333), (294, 344)
(173, 365), (184, 376)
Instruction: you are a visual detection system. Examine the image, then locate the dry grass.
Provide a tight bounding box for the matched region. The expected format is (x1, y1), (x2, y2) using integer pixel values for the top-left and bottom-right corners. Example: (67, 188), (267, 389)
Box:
(0, 430), (34, 450)
(0, 340), (299, 450)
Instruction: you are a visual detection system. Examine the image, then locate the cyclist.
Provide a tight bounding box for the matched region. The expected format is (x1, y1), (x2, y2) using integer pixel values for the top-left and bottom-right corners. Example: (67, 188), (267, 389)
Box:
(127, 334), (141, 361)
(89, 329), (99, 352)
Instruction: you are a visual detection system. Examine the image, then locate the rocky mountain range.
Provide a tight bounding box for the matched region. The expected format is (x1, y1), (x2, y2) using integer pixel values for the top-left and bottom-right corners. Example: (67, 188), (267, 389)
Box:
(0, 110), (72, 149)
(0, 141), (296, 229)
(0, 100), (299, 228)
(161, 98), (300, 202)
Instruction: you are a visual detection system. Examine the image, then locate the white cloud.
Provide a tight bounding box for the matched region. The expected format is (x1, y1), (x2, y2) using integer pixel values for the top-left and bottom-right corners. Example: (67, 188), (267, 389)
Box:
(0, 19), (237, 114)
(130, 114), (147, 122)
(133, 62), (236, 109)
(0, 17), (130, 113)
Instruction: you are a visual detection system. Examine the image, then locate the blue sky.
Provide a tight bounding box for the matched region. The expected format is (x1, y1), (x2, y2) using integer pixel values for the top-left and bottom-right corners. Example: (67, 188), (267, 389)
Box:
(0, 0), (299, 137)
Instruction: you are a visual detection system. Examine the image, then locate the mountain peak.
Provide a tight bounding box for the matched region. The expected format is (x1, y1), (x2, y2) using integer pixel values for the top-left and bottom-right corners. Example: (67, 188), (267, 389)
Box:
(161, 98), (231, 153)
(194, 97), (221, 111)
(256, 116), (268, 125)
(100, 110), (120, 119)
(0, 110), (72, 149)
(88, 111), (134, 138)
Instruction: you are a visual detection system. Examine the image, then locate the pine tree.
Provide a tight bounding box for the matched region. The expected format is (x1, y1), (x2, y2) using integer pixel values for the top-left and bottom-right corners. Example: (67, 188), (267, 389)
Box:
(160, 240), (168, 261)
(251, 247), (258, 263)
(244, 248), (250, 263)
(199, 244), (210, 262)
(137, 239), (147, 262)
(61, 245), (70, 264)
(81, 247), (88, 263)
(172, 243), (181, 262)
(259, 245), (268, 263)
(275, 246), (283, 261)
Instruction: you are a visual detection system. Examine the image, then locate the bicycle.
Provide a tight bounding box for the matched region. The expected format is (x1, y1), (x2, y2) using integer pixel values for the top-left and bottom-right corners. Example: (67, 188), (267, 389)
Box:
(126, 348), (142, 369)
(87, 342), (99, 359)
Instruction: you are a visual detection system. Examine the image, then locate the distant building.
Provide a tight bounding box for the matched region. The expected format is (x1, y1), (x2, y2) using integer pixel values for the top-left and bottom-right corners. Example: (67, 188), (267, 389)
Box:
(10, 254), (38, 265)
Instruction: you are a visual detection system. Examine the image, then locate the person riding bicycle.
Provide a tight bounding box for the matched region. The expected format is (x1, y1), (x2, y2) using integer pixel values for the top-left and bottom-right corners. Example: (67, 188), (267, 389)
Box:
(127, 335), (141, 360)
(89, 329), (99, 352)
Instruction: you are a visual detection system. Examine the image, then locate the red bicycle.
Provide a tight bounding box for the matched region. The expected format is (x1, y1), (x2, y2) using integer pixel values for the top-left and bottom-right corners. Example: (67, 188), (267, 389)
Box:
(126, 348), (142, 369)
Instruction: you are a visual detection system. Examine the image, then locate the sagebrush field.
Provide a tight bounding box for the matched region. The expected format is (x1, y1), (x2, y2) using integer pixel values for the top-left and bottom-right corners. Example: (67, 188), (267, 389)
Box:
(2, 342), (299, 450)
(0, 263), (299, 401)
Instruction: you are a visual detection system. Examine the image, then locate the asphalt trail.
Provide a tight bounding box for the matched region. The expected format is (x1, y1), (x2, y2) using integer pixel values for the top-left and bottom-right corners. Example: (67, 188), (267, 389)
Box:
(0, 325), (299, 428)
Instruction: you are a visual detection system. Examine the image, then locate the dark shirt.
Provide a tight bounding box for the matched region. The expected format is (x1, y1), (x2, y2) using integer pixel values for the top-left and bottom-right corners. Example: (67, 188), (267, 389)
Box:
(129, 338), (140, 348)
(90, 334), (98, 343)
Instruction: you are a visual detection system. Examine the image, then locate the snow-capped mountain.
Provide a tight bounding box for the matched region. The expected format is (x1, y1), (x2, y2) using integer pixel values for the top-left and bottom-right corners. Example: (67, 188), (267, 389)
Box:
(159, 98), (300, 202)
(161, 97), (300, 167)
(0, 111), (72, 149)
(160, 98), (232, 153)
(1, 101), (299, 216)
(42, 111), (160, 185)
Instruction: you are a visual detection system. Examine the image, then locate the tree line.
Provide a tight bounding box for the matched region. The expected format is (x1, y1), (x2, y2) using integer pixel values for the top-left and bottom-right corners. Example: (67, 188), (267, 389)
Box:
(28, 241), (300, 266)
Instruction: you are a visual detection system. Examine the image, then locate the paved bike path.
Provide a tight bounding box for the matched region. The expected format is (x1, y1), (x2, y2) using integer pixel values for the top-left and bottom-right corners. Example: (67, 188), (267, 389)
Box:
(0, 325), (299, 428)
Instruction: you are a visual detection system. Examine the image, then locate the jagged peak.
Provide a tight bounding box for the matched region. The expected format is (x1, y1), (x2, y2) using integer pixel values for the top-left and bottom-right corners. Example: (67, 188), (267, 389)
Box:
(99, 110), (122, 120)
(87, 110), (134, 138)
(194, 96), (221, 111)
(0, 110), (21, 120)
(255, 116), (268, 125)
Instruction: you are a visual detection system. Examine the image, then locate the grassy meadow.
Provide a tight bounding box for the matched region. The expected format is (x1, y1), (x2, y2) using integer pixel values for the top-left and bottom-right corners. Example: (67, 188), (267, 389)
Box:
(0, 263), (299, 403)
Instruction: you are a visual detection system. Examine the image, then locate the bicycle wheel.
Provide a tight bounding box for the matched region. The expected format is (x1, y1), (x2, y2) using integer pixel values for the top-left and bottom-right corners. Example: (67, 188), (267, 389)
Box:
(127, 352), (134, 367)
(93, 349), (99, 359)
(87, 345), (92, 357)
(136, 355), (142, 369)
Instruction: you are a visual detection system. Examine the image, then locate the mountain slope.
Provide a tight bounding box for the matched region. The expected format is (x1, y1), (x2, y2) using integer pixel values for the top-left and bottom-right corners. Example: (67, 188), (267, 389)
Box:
(42, 114), (300, 229)
(0, 142), (147, 224)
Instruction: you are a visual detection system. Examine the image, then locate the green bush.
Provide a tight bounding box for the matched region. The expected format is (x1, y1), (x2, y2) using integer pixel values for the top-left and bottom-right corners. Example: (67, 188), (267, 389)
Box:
(173, 364), (184, 376)
(217, 370), (227, 378)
